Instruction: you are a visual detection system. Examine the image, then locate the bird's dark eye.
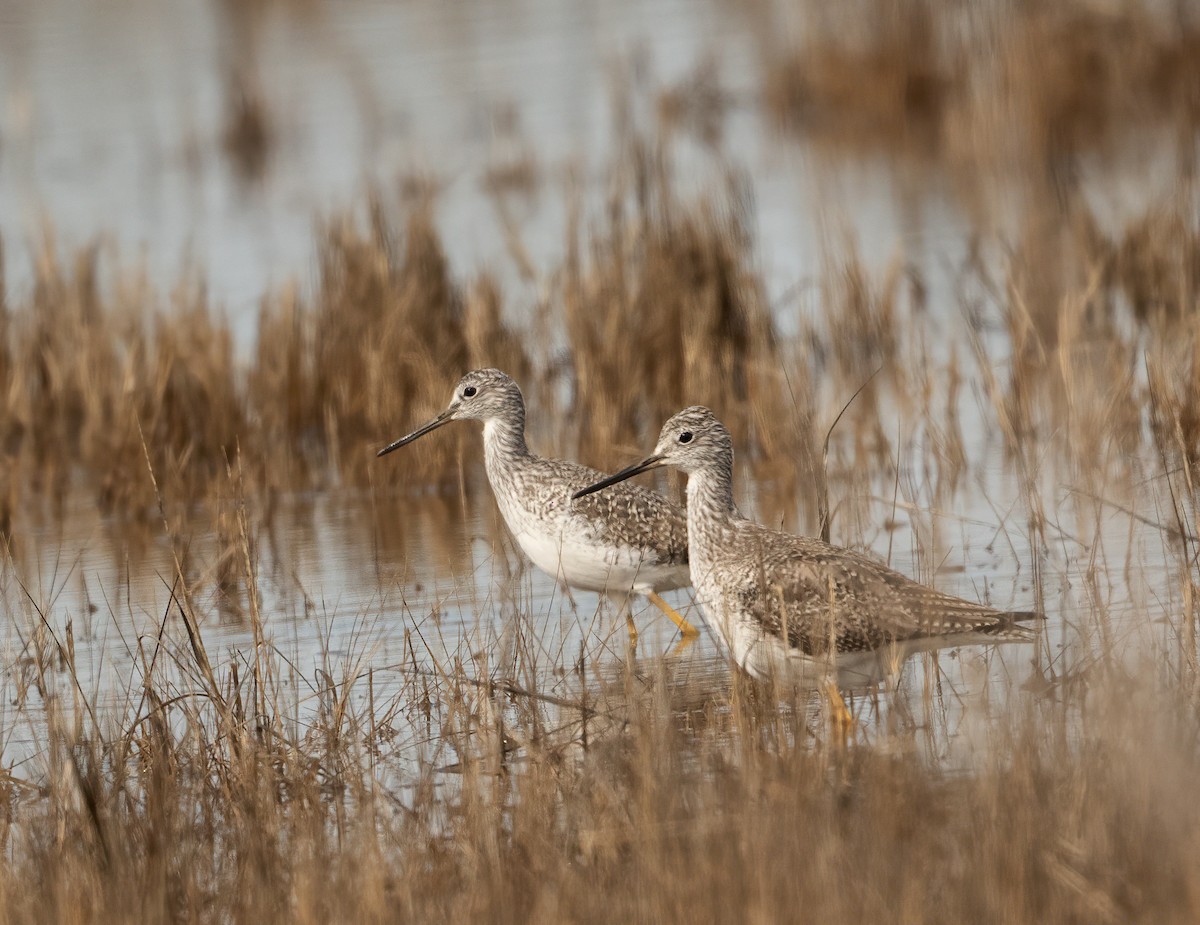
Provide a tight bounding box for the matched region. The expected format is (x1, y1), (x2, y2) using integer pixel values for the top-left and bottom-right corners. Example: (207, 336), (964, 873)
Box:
(678, 431), (693, 444)
(462, 386), (477, 398)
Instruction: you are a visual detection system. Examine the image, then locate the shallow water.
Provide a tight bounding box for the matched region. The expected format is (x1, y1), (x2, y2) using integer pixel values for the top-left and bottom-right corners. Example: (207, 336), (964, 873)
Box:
(0, 0), (1188, 777)
(0, 421), (1174, 779)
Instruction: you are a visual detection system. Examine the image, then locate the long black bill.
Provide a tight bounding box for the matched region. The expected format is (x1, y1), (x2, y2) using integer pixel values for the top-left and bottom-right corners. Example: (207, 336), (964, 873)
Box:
(376, 409), (454, 457)
(572, 454), (665, 500)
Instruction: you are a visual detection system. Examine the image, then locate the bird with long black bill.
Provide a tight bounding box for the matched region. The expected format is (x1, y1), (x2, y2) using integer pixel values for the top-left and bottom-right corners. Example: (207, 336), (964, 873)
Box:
(574, 405), (1039, 689)
(378, 368), (699, 643)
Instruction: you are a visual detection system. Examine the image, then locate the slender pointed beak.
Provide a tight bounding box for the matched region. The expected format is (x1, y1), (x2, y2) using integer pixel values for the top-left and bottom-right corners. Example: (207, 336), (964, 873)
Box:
(572, 454), (666, 500)
(376, 409), (455, 457)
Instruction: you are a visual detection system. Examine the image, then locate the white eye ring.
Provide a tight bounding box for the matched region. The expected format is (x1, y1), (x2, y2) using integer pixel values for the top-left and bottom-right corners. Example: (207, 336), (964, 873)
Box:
(678, 431), (693, 444)
(463, 386), (477, 398)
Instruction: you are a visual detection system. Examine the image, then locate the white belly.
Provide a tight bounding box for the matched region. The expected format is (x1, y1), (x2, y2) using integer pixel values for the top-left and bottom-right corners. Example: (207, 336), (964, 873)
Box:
(724, 620), (897, 687)
(500, 497), (688, 596)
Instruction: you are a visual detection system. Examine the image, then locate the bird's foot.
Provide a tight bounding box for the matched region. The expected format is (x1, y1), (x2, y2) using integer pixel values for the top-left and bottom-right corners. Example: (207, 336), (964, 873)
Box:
(824, 681), (857, 747)
(645, 590), (700, 639)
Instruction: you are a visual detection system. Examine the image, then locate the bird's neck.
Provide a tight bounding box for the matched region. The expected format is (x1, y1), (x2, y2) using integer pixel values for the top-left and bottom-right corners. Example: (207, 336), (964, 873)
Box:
(482, 413), (531, 468)
(685, 459), (740, 547)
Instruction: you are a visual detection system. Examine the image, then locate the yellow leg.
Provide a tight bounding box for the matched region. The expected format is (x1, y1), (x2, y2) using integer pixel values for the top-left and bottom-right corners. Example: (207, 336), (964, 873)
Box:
(645, 591), (700, 639)
(824, 680), (856, 745)
(625, 609), (639, 648)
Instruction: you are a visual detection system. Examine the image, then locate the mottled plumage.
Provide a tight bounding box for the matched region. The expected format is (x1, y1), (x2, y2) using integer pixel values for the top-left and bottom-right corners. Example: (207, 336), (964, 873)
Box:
(575, 406), (1038, 686)
(378, 369), (696, 637)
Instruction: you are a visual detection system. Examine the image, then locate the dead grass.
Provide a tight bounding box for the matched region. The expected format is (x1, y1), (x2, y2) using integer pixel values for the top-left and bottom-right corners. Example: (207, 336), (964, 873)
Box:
(764, 0), (947, 154)
(763, 0), (1200, 182)
(560, 146), (781, 460)
(2, 542), (1199, 924)
(216, 0), (276, 183)
(0, 136), (1194, 541)
(2, 18), (1200, 918)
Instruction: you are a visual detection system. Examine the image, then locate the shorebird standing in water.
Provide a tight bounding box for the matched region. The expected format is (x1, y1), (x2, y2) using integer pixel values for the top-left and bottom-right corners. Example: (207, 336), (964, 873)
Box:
(378, 369), (698, 644)
(574, 406), (1038, 694)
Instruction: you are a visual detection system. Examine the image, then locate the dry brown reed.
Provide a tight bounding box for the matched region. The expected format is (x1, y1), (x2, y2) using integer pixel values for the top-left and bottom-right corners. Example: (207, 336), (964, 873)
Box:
(658, 57), (733, 147)
(548, 128), (834, 529)
(0, 141), (1194, 548)
(0, 238), (246, 520)
(4, 14), (1200, 920)
(216, 0), (276, 183)
(0, 140), (819, 527)
(3, 566), (1200, 924)
(1, 4), (1185, 541)
(764, 0), (946, 154)
(269, 197), (473, 486)
(998, 195), (1199, 485)
(763, 0), (1200, 184)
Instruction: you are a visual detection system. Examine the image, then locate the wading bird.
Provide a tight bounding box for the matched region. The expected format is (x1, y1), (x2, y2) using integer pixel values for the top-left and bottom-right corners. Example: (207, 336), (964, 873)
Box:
(378, 369), (698, 643)
(574, 405), (1038, 694)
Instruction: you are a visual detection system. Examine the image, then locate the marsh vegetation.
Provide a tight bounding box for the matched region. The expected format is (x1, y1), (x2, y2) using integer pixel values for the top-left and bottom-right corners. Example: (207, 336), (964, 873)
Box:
(0, 0), (1198, 920)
